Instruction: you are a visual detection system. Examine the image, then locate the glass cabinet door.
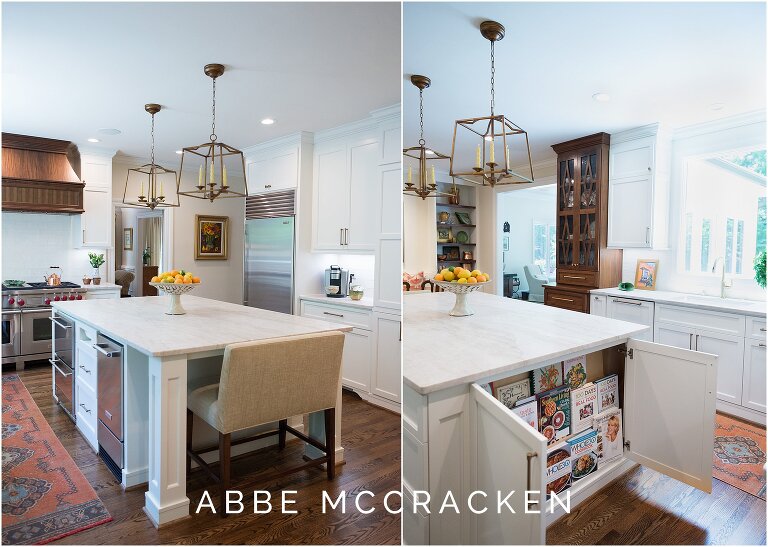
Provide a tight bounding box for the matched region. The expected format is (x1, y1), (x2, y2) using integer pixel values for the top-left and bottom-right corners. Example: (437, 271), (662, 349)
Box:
(557, 214), (576, 268)
(579, 149), (599, 209)
(557, 157), (577, 212)
(579, 213), (598, 269)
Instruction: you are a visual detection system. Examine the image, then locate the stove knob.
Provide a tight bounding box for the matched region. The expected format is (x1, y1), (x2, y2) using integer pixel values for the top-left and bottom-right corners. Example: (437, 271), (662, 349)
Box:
(69, 294), (76, 301)
(54, 296), (61, 302)
(44, 298), (51, 305)
(17, 299), (24, 307)
(7, 297), (14, 305)
(76, 294), (83, 301)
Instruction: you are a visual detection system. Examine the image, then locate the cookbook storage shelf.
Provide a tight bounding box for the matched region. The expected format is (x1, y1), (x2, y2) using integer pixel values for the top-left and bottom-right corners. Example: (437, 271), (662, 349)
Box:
(435, 203), (476, 209)
(435, 180), (478, 271)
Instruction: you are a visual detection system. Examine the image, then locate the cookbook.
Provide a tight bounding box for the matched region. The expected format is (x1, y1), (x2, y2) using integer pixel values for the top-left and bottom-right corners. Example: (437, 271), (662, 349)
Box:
(570, 382), (597, 435)
(563, 355), (588, 389)
(594, 407), (623, 463)
(545, 440), (572, 500)
(595, 374), (620, 414)
(531, 362), (564, 394)
(538, 385), (571, 444)
(511, 397), (537, 430)
(568, 428), (599, 482)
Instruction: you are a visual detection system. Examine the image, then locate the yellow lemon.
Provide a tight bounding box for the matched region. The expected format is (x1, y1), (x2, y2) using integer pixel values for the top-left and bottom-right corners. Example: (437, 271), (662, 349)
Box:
(471, 269), (481, 277)
(458, 270), (471, 279)
(457, 277), (468, 284)
(467, 276), (478, 284)
(443, 271), (455, 282)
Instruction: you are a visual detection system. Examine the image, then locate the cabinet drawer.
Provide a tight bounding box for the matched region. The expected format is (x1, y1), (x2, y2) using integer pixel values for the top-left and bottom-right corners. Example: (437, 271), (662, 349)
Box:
(746, 316), (767, 340)
(300, 301), (372, 330)
(403, 384), (428, 442)
(556, 270), (597, 287)
(545, 288), (589, 313)
(403, 487), (430, 546)
(403, 427), (428, 492)
(75, 380), (98, 450)
(590, 294), (607, 316)
(656, 304), (745, 337)
(76, 348), (97, 393)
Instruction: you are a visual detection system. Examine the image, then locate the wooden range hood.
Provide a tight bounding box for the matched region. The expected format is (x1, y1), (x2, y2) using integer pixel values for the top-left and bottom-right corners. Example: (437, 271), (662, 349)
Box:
(2, 133), (85, 213)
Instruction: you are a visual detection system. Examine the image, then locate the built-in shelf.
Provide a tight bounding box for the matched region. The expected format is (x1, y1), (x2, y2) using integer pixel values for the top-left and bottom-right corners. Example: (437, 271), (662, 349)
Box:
(435, 203), (476, 210)
(437, 223), (476, 228)
(437, 260), (476, 264)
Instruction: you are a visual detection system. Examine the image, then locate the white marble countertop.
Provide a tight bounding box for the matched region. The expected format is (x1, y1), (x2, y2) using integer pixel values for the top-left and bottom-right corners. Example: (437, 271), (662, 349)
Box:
(403, 292), (648, 395)
(591, 287), (766, 317)
(83, 282), (121, 291)
(299, 294), (374, 310)
(53, 295), (352, 357)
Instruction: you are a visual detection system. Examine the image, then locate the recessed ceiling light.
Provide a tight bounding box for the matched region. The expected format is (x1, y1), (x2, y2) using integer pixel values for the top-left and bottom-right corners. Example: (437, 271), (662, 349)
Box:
(592, 92), (611, 103)
(175, 150), (183, 154)
(710, 102), (725, 111)
(97, 128), (121, 135)
(87, 138), (100, 143)
(261, 118), (275, 125)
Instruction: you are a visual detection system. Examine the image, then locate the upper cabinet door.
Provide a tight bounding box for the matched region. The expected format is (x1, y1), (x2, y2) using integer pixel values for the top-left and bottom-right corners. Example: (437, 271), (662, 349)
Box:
(469, 384), (546, 545)
(606, 297), (654, 341)
(313, 145), (349, 250)
(346, 139), (378, 251)
(248, 149), (299, 194)
(624, 339), (717, 493)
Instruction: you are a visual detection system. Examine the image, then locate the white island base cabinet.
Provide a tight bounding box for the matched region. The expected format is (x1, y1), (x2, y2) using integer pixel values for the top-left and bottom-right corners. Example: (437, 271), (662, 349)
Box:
(404, 339), (717, 545)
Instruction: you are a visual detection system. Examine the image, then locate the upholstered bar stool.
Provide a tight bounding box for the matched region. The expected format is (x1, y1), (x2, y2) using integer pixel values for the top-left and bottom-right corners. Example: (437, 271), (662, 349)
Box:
(186, 331), (345, 515)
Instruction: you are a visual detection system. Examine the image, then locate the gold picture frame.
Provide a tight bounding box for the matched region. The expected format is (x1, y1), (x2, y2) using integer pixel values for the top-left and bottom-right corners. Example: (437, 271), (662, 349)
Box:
(634, 258), (659, 290)
(195, 215), (229, 260)
(123, 228), (133, 250)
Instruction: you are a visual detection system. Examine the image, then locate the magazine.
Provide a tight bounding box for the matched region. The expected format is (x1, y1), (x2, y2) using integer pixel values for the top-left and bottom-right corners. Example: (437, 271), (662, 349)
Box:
(563, 355), (588, 389)
(493, 377), (532, 409)
(538, 385), (571, 444)
(568, 429), (599, 482)
(593, 408), (623, 463)
(531, 362), (564, 394)
(545, 440), (572, 500)
(511, 398), (537, 430)
(595, 374), (619, 414)
(570, 382), (597, 435)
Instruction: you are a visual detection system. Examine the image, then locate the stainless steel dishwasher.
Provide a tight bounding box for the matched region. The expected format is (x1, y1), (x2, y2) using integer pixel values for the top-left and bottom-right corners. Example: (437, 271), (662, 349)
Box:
(94, 333), (124, 479)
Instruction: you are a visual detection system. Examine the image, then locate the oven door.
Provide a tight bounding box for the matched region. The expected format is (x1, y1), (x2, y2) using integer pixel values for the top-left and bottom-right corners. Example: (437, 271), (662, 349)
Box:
(51, 315), (74, 369)
(51, 356), (75, 420)
(2, 310), (21, 358)
(20, 308), (56, 356)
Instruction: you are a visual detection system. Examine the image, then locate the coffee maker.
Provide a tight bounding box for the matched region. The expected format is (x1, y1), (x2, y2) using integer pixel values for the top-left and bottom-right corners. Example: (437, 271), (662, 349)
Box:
(324, 265), (349, 298)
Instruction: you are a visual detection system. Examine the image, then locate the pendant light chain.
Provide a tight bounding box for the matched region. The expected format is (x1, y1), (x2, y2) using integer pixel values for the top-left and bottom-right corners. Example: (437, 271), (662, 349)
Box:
(419, 88), (425, 146)
(490, 40), (496, 117)
(150, 112), (156, 166)
(210, 77), (217, 142)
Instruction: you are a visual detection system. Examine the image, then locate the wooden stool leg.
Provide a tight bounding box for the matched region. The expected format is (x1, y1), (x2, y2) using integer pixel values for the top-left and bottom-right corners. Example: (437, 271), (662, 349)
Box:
(278, 419), (287, 450)
(325, 408), (336, 480)
(186, 409), (193, 476)
(219, 432), (231, 518)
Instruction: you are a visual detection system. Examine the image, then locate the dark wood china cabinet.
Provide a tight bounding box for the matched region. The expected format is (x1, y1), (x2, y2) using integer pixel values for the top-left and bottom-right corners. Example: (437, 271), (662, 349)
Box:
(544, 132), (622, 313)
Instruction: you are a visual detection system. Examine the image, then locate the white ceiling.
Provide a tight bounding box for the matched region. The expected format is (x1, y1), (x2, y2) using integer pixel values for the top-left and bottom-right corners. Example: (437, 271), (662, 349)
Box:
(404, 2), (766, 168)
(2, 2), (400, 163)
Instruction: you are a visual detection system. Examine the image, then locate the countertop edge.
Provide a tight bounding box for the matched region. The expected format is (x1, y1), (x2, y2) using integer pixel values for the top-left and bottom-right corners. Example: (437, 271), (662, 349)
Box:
(591, 288), (766, 317)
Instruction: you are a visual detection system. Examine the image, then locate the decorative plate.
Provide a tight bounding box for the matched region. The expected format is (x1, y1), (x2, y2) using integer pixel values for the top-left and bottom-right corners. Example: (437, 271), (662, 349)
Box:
(3, 280), (25, 287)
(456, 231), (469, 244)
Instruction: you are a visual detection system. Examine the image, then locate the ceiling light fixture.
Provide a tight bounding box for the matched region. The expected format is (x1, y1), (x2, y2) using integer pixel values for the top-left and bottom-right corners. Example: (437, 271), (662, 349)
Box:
(122, 104), (179, 210)
(449, 21), (534, 188)
(403, 75), (456, 200)
(87, 138), (100, 143)
(97, 128), (122, 136)
(592, 92), (611, 102)
(260, 118), (275, 125)
(177, 64), (248, 202)
(710, 102), (725, 111)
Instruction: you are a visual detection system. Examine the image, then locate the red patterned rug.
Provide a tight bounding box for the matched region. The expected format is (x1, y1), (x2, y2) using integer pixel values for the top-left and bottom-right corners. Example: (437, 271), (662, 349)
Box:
(713, 412), (766, 500)
(2, 374), (112, 544)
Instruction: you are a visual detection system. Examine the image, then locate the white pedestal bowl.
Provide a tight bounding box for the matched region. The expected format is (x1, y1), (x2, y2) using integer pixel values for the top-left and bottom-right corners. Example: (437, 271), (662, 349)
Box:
(149, 282), (199, 315)
(434, 280), (490, 316)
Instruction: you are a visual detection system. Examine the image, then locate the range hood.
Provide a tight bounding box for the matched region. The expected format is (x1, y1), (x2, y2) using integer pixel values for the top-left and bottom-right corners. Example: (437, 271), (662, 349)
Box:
(2, 133), (85, 214)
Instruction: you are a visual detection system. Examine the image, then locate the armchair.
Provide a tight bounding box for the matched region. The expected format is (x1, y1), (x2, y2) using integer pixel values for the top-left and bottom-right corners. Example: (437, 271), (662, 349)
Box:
(523, 264), (549, 303)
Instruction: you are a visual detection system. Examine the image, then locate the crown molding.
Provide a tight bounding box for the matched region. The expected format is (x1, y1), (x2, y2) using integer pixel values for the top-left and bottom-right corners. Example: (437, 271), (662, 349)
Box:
(314, 104), (401, 144)
(78, 145), (118, 158)
(673, 110), (766, 141)
(241, 131), (314, 157)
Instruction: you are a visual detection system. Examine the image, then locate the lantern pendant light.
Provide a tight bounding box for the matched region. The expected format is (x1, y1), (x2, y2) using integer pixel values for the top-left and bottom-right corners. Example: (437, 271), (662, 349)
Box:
(449, 21), (535, 187)
(122, 104), (179, 210)
(403, 75), (456, 200)
(177, 63), (248, 201)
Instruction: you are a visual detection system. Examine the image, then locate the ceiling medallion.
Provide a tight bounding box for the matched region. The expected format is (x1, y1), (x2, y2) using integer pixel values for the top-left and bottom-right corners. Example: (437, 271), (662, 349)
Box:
(449, 20), (535, 188)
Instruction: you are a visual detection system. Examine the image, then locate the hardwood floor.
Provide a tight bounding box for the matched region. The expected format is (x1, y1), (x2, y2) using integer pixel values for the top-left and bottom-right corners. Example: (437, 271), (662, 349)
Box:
(547, 464), (767, 545)
(9, 363), (401, 545)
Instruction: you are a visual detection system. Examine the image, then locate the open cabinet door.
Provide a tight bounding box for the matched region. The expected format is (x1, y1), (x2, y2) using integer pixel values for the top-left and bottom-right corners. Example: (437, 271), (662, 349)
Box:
(624, 339), (717, 492)
(469, 384), (547, 545)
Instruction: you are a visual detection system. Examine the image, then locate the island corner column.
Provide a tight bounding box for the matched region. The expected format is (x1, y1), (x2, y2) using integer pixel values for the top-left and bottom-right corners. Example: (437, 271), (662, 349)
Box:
(144, 353), (191, 526)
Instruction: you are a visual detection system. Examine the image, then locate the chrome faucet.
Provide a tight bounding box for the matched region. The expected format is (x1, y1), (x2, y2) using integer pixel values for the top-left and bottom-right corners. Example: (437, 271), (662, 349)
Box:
(711, 257), (727, 298)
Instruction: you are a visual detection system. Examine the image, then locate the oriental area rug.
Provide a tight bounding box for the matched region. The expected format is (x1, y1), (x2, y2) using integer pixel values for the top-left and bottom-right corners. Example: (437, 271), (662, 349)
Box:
(713, 412), (766, 500)
(2, 374), (112, 544)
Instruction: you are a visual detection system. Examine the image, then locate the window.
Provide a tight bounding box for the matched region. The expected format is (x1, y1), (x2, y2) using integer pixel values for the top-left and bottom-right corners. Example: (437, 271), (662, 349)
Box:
(533, 222), (556, 278)
(680, 148), (766, 278)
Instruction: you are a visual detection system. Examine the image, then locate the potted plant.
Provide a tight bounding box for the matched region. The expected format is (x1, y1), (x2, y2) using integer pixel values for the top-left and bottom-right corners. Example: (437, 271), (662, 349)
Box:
(143, 247), (151, 266)
(88, 252), (105, 285)
(754, 250), (766, 289)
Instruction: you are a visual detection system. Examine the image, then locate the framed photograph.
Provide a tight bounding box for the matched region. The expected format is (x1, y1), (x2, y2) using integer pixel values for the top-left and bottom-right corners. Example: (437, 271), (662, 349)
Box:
(503, 236), (510, 251)
(195, 215), (229, 260)
(437, 227), (453, 243)
(455, 212), (472, 225)
(123, 228), (133, 250)
(443, 245), (460, 260)
(634, 258), (659, 290)
(493, 377), (532, 410)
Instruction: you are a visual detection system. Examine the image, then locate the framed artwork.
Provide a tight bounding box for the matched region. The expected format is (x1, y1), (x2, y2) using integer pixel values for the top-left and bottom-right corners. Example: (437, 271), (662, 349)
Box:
(503, 236), (510, 251)
(493, 377), (532, 410)
(437, 227), (453, 243)
(634, 258), (659, 290)
(195, 215), (229, 260)
(443, 246), (460, 260)
(123, 228), (133, 250)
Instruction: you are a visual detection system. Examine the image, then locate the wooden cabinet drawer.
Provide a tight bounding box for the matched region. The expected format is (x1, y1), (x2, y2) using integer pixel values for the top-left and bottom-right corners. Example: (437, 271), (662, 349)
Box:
(545, 287), (589, 313)
(556, 270), (597, 287)
(656, 304), (745, 337)
(746, 316), (767, 340)
(300, 301), (372, 330)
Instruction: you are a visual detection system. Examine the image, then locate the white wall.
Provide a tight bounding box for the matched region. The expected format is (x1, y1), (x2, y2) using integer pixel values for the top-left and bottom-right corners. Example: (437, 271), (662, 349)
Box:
(403, 194), (434, 275)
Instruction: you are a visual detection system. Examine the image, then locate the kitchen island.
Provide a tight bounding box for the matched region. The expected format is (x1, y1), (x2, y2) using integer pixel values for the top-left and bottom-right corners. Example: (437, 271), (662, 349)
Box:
(52, 295), (352, 527)
(402, 291), (718, 545)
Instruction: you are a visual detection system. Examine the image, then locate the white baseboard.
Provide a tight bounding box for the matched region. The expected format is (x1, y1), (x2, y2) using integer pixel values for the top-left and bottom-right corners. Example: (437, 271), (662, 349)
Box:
(717, 400), (766, 425)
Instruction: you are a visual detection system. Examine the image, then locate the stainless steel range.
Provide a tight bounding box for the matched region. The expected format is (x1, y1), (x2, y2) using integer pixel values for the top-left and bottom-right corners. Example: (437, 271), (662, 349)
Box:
(2, 282), (86, 370)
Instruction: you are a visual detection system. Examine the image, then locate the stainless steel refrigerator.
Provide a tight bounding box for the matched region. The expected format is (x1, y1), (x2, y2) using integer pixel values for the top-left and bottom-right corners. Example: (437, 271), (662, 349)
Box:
(244, 192), (295, 314)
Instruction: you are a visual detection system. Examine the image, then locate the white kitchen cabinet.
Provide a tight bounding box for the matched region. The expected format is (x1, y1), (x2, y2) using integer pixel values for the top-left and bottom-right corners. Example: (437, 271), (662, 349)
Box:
(697, 332), (744, 405)
(589, 294), (607, 316)
(314, 143), (351, 249)
(654, 321), (694, 350)
(341, 328), (373, 393)
(607, 124), (670, 249)
(606, 297), (654, 341)
(374, 163), (403, 311)
(346, 138), (379, 250)
(371, 312), (401, 403)
(74, 324), (99, 451)
(742, 338), (767, 413)
(246, 148), (298, 194)
(74, 152), (114, 248)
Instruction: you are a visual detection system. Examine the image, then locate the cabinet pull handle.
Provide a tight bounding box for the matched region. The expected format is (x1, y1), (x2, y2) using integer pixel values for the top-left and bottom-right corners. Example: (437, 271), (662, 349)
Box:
(339, 228), (344, 246)
(612, 299), (642, 306)
(760, 328), (766, 332)
(646, 227), (650, 245)
(689, 333), (694, 350)
(323, 311), (344, 318)
(79, 365), (91, 374)
(265, 184), (272, 189)
(399, 321), (402, 342)
(695, 334), (699, 350)
(552, 296), (574, 303)
(648, 166), (652, 172)
(563, 275), (585, 280)
(344, 228), (349, 246)
(79, 403), (91, 414)
(526, 452), (538, 505)
(594, 296), (600, 301)
(759, 343), (766, 348)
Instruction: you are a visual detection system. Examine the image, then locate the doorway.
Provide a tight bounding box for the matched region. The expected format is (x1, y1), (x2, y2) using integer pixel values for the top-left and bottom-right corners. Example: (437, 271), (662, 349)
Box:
(114, 205), (164, 297)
